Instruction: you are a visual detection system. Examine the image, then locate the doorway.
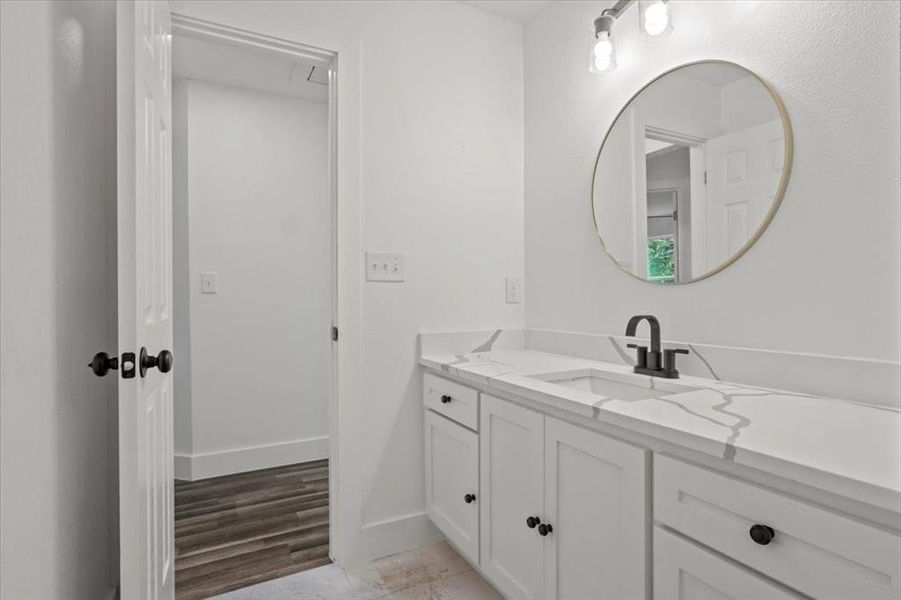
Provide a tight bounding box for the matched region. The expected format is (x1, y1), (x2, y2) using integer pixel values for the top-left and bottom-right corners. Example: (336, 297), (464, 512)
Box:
(169, 22), (337, 599)
(642, 127), (706, 283)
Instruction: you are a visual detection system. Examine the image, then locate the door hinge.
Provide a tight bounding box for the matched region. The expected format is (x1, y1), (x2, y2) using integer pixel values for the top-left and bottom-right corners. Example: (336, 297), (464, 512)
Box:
(331, 326), (339, 342)
(704, 171), (707, 184)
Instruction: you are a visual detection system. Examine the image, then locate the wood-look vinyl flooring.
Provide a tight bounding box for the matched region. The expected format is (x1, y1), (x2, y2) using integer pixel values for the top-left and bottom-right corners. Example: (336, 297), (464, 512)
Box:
(174, 460), (330, 600)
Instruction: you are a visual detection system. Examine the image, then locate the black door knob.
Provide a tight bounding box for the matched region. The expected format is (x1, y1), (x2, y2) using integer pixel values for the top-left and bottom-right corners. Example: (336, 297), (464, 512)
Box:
(749, 524), (775, 545)
(88, 352), (119, 377)
(140, 347), (173, 377)
(464, 493), (476, 504)
(440, 394), (452, 404)
(526, 516), (541, 529)
(538, 523), (553, 536)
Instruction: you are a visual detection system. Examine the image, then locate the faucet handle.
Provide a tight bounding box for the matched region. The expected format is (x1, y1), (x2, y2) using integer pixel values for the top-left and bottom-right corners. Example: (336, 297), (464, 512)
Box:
(662, 348), (690, 377)
(626, 343), (648, 369)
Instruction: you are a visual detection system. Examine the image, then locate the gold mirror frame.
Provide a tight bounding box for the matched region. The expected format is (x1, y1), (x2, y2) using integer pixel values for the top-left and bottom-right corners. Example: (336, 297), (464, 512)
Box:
(591, 59), (794, 284)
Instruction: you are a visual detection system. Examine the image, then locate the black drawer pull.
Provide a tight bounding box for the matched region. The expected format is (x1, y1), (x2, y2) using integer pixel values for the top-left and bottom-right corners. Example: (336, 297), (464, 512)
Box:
(464, 493), (476, 504)
(538, 523), (553, 536)
(526, 516), (540, 529)
(440, 394), (452, 404)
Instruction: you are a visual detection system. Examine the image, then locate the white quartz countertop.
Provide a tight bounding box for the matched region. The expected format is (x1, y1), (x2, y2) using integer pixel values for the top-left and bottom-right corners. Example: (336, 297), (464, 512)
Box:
(420, 349), (901, 514)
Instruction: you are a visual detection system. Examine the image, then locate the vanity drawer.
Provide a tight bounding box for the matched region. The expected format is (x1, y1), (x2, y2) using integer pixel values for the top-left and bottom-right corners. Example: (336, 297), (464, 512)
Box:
(423, 372), (479, 431)
(654, 455), (901, 599)
(654, 526), (801, 600)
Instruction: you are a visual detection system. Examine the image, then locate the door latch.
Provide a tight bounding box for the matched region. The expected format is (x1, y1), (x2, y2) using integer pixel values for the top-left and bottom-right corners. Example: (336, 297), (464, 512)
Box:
(88, 351), (136, 379)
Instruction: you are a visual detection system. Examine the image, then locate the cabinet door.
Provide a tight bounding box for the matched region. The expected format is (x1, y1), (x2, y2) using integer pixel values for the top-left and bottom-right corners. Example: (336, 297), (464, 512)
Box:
(655, 527), (801, 600)
(544, 417), (649, 600)
(425, 410), (479, 563)
(480, 395), (545, 600)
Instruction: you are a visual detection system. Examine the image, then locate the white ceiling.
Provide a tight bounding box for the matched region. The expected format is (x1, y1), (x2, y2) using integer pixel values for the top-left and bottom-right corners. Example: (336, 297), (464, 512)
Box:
(460, 1), (551, 23)
(679, 63), (750, 87)
(172, 34), (328, 104)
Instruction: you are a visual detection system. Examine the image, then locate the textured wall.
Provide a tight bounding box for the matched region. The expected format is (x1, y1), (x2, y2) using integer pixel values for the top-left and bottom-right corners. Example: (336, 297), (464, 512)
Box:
(524, 0), (901, 362)
(0, 1), (117, 598)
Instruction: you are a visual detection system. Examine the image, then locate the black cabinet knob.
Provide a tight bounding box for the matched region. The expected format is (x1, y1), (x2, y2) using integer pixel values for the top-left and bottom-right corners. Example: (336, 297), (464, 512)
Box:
(749, 524), (775, 545)
(526, 516), (541, 529)
(440, 394), (452, 404)
(88, 352), (119, 377)
(140, 347), (173, 377)
(464, 493), (476, 504)
(538, 523), (553, 536)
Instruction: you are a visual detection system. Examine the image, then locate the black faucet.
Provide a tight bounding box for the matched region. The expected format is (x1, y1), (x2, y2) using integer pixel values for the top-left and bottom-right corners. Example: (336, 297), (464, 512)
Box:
(625, 315), (688, 379)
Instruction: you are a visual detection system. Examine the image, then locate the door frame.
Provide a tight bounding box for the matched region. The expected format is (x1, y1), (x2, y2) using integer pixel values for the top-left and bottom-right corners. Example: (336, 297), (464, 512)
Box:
(642, 126), (707, 281)
(169, 12), (348, 561)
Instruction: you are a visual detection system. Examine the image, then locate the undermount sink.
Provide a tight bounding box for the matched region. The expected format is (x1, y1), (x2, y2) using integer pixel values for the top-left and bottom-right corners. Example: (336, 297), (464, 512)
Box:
(529, 368), (700, 402)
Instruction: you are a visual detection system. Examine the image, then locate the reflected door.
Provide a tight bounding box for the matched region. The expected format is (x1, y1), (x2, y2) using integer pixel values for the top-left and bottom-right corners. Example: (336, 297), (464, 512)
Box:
(704, 119), (785, 269)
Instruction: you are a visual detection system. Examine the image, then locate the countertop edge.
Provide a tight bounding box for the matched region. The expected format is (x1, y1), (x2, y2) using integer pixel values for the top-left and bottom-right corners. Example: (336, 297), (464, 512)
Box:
(419, 356), (901, 518)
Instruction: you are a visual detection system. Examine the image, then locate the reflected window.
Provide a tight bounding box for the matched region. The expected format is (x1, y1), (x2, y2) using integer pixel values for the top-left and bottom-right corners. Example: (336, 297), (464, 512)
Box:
(647, 236), (675, 283)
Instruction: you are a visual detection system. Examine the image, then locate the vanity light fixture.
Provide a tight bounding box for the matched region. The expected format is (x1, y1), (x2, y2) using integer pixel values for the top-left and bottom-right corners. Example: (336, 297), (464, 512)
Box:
(640, 0), (672, 37)
(590, 0), (674, 73)
(590, 11), (617, 73)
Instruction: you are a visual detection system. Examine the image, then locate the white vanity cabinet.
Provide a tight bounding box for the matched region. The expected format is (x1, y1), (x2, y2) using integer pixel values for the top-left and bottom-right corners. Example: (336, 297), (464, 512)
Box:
(654, 526), (802, 600)
(422, 369), (901, 600)
(543, 416), (648, 600)
(423, 374), (481, 564)
(425, 410), (479, 563)
(479, 393), (546, 599)
(655, 455), (901, 600)
(479, 394), (649, 600)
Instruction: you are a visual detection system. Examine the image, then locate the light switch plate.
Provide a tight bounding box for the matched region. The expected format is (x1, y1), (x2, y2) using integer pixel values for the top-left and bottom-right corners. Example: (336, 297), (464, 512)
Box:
(200, 272), (217, 294)
(366, 252), (405, 282)
(505, 276), (522, 304)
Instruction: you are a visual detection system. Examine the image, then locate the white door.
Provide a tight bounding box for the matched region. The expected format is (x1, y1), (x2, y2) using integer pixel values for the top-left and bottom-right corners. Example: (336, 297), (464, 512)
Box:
(704, 119), (784, 269)
(543, 417), (648, 600)
(117, 0), (174, 598)
(480, 395), (545, 600)
(425, 410), (479, 563)
(654, 527), (801, 600)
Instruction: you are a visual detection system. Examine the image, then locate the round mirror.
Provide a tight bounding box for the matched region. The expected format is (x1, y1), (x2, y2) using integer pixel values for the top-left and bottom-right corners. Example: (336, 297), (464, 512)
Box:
(592, 60), (792, 284)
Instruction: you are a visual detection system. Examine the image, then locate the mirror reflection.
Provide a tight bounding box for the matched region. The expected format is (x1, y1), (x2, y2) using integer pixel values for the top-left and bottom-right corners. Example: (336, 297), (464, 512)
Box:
(593, 61), (792, 284)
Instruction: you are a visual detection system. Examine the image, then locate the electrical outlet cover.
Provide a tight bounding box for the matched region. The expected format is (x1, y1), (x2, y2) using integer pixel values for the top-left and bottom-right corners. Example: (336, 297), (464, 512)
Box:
(505, 276), (522, 304)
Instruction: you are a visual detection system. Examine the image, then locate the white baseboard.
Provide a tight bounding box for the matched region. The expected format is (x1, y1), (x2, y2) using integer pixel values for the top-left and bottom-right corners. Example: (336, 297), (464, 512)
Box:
(174, 436), (329, 481)
(174, 453), (193, 481)
(351, 511), (443, 565)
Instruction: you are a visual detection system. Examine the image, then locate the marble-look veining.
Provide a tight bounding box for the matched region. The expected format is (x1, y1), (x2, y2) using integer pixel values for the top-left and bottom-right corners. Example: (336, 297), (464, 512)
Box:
(527, 329), (901, 409)
(419, 347), (901, 514)
(419, 328), (901, 408)
(418, 328), (523, 357)
(213, 541), (501, 600)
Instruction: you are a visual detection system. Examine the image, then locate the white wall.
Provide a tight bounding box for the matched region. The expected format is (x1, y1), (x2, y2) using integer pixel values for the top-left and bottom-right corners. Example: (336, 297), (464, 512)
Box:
(0, 1), (117, 598)
(172, 79), (331, 479)
(721, 75), (780, 132)
(525, 0), (900, 362)
(170, 0), (525, 561)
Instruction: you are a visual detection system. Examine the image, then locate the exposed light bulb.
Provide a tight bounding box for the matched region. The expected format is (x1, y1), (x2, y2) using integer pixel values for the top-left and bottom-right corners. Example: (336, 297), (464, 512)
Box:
(643, 1), (671, 37)
(593, 35), (615, 71)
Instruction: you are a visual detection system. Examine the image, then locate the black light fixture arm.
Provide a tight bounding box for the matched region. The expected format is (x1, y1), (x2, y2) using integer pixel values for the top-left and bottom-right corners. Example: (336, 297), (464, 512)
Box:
(602, 0), (638, 21)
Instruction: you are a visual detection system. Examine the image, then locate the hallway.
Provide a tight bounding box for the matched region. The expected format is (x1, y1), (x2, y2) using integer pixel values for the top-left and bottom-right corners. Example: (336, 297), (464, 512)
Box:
(174, 460), (330, 599)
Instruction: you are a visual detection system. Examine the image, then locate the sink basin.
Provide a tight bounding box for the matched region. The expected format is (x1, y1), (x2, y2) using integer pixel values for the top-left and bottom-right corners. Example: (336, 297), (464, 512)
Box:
(529, 368), (699, 402)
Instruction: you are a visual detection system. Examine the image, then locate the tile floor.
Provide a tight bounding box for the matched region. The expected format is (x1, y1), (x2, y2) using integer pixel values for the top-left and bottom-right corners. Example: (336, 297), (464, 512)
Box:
(213, 541), (502, 599)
